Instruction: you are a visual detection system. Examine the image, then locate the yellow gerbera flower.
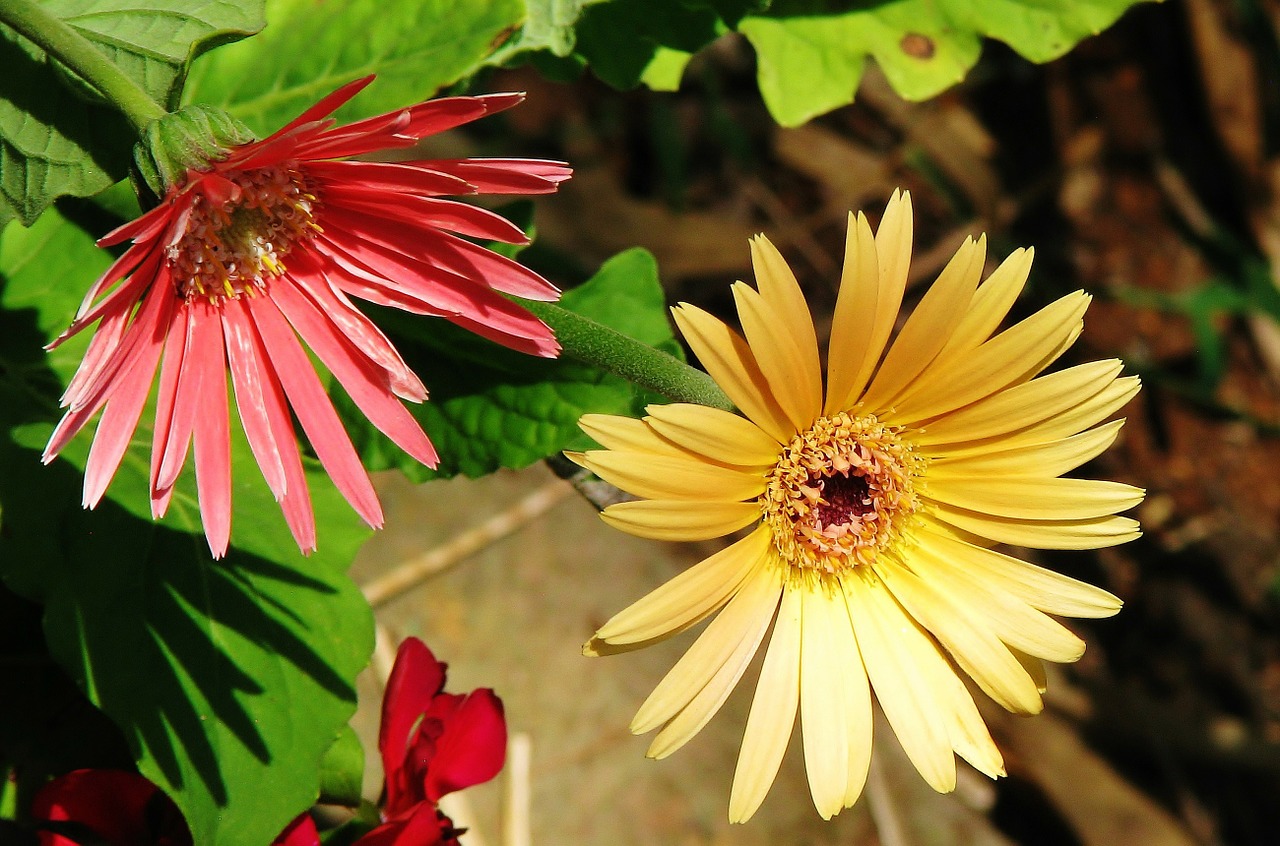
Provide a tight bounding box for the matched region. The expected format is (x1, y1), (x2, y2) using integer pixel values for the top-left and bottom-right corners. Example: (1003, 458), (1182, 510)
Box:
(571, 190), (1143, 823)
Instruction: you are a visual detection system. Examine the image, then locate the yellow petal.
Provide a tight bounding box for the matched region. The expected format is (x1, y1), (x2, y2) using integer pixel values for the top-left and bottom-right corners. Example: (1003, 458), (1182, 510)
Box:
(799, 585), (863, 818)
(931, 247), (1033, 365)
(922, 476), (1145, 521)
(1011, 647), (1048, 694)
(879, 563), (1043, 714)
(890, 291), (1090, 424)
(578, 450), (766, 502)
(1008, 375), (1141, 446)
(825, 211), (881, 414)
(578, 413), (688, 456)
(733, 281), (822, 431)
(645, 402), (781, 466)
(601, 499), (760, 541)
(729, 586), (802, 824)
(859, 235), (985, 412)
(750, 235), (823, 411)
(912, 533), (1090, 663)
(594, 527), (772, 646)
(926, 502), (1142, 550)
(913, 360), (1125, 447)
(916, 524), (1121, 619)
(672, 304), (793, 442)
(928, 658), (1006, 779)
(928, 419), (1125, 478)
(842, 572), (956, 793)
(632, 565), (783, 736)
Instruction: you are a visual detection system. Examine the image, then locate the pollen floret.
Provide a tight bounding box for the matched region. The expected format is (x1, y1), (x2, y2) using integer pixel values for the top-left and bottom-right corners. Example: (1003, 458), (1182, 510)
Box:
(169, 164), (319, 303)
(763, 412), (923, 576)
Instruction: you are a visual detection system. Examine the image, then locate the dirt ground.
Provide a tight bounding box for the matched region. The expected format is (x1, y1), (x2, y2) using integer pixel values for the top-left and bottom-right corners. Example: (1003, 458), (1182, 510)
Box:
(351, 3), (1280, 844)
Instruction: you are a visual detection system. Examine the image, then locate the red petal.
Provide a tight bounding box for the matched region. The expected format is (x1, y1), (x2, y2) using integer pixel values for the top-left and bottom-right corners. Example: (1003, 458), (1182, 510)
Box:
(271, 813), (321, 846)
(271, 279), (437, 468)
(288, 250), (427, 401)
(190, 301), (233, 558)
(305, 160), (473, 197)
(421, 158), (572, 194)
(319, 188), (530, 243)
(225, 297), (317, 552)
(423, 688), (507, 802)
(380, 638), (446, 811)
(222, 303), (287, 498)
(31, 769), (189, 846)
(248, 294), (383, 529)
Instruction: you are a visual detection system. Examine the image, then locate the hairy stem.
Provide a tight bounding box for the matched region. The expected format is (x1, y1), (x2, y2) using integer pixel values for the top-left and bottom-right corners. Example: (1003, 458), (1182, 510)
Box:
(0, 0), (166, 132)
(519, 299), (735, 412)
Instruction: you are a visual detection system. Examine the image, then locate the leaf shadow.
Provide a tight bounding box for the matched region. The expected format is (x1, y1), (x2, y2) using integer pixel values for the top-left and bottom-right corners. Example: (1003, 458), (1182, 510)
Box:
(44, 492), (356, 805)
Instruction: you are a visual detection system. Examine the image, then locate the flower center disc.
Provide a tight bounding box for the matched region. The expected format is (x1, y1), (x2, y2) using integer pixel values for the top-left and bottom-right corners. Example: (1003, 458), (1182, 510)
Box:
(168, 164), (319, 303)
(761, 412), (922, 576)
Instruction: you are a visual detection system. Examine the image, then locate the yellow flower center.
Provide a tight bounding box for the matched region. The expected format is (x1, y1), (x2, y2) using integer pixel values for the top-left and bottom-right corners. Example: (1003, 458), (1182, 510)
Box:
(168, 164), (320, 303)
(761, 413), (923, 576)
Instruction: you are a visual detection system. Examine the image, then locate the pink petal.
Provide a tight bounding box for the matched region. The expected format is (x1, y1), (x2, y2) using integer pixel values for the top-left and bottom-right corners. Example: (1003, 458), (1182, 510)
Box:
(58, 270), (174, 414)
(305, 160), (473, 197)
(247, 294), (383, 529)
(225, 297), (317, 552)
(288, 250), (427, 401)
(446, 311), (559, 358)
(190, 301), (233, 558)
(149, 304), (191, 517)
(222, 304), (287, 498)
(46, 280), (173, 461)
(271, 279), (437, 468)
(313, 233), (556, 349)
(421, 157), (573, 194)
(96, 200), (175, 247)
(153, 304), (203, 495)
(322, 206), (558, 300)
(81, 293), (171, 508)
(59, 302), (130, 406)
(255, 75), (375, 147)
(319, 187), (530, 243)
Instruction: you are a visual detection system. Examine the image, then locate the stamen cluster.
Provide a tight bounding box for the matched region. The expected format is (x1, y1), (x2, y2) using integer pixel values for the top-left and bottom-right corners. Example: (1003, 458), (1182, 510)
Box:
(762, 412), (923, 576)
(167, 164), (319, 303)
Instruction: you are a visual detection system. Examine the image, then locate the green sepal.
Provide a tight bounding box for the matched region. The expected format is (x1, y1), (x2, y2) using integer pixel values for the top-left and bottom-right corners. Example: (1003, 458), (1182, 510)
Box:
(132, 104), (254, 201)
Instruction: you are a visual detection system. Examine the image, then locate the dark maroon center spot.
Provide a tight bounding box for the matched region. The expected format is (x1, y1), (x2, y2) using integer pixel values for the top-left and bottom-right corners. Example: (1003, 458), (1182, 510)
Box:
(813, 472), (873, 525)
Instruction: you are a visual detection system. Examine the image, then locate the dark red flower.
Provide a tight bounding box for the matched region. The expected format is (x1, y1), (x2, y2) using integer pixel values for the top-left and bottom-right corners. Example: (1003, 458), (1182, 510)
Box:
(362, 638), (506, 846)
(31, 770), (190, 846)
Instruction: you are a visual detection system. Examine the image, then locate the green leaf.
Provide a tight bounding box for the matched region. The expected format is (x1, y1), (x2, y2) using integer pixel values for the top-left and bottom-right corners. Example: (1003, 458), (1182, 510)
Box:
(0, 1), (265, 227)
(318, 726), (364, 807)
(183, 0), (526, 135)
(0, 209), (375, 846)
(489, 0), (607, 62)
(340, 247), (680, 480)
(739, 0), (1155, 126)
(535, 0), (1150, 125)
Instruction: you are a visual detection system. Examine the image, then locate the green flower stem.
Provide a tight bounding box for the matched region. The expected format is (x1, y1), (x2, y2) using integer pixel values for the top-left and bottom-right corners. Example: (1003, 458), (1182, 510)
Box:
(518, 299), (736, 412)
(0, 0), (165, 133)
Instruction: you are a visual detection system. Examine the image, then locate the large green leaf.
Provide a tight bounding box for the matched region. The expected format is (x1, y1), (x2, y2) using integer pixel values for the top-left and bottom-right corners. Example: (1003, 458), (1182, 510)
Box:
(533, 0), (1152, 125)
(339, 247), (681, 480)
(740, 0), (1155, 126)
(0, 208), (375, 846)
(183, 0), (525, 135)
(0, 0), (264, 227)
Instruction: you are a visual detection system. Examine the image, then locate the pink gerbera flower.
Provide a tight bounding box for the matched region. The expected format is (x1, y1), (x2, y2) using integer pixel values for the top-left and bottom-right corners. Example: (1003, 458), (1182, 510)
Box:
(44, 76), (570, 557)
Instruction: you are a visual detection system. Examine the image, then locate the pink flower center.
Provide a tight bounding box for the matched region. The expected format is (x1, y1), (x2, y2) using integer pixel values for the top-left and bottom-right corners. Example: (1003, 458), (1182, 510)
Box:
(167, 164), (319, 303)
(761, 413), (923, 577)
